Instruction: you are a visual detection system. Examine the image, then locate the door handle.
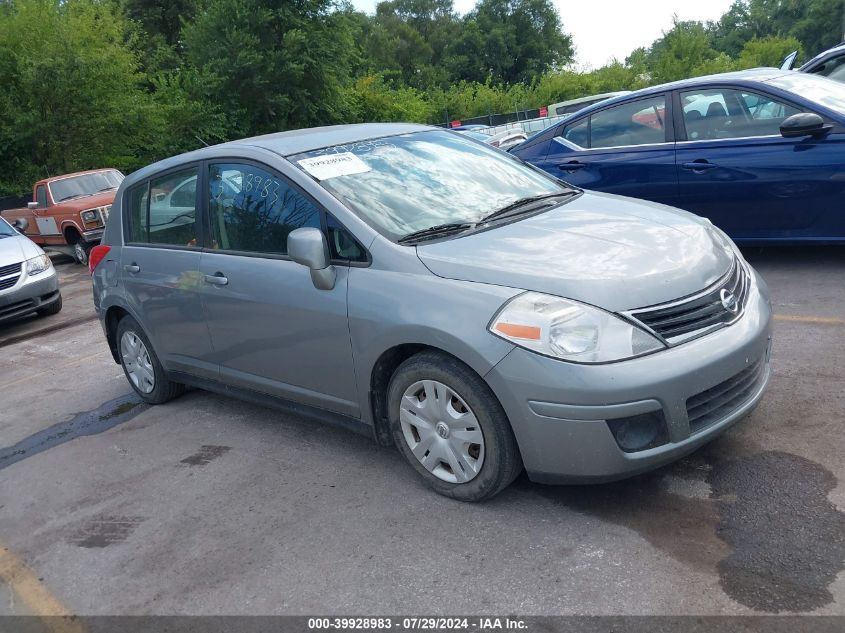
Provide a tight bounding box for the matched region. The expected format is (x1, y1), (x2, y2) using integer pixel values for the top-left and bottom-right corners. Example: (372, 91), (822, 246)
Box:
(204, 273), (228, 286)
(558, 161), (588, 171)
(123, 264), (140, 273)
(681, 160), (719, 171)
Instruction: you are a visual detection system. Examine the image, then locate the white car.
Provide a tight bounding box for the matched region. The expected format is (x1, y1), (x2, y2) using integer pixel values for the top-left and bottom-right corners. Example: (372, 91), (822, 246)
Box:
(0, 216), (61, 323)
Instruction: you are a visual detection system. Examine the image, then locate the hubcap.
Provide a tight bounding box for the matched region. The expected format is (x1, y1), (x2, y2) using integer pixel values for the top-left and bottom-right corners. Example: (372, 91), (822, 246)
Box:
(120, 331), (155, 394)
(74, 243), (87, 264)
(399, 380), (485, 484)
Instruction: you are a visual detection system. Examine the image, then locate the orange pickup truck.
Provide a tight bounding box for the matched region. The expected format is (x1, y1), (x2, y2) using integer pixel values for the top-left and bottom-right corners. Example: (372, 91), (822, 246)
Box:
(1, 169), (124, 265)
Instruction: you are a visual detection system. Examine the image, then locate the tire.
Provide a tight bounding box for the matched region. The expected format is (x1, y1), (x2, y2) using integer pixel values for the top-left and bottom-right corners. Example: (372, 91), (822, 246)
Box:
(116, 315), (185, 404)
(36, 293), (62, 317)
(72, 240), (91, 266)
(387, 350), (522, 502)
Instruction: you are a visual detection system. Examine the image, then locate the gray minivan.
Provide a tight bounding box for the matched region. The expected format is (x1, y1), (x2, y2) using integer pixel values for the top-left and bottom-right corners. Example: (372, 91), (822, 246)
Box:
(91, 124), (773, 501)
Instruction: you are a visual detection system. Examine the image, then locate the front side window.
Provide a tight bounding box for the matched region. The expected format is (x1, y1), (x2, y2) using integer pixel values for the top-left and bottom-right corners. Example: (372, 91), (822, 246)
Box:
(290, 131), (566, 241)
(125, 167), (198, 246)
(208, 163), (320, 255)
(35, 185), (47, 208)
(681, 88), (800, 141)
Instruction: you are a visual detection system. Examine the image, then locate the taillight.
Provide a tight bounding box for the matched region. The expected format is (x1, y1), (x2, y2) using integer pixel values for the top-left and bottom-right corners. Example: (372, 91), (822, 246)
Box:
(89, 244), (111, 274)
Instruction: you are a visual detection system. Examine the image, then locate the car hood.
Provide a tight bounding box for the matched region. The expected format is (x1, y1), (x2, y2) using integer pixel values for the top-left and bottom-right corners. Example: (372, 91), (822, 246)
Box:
(0, 233), (43, 267)
(415, 191), (735, 312)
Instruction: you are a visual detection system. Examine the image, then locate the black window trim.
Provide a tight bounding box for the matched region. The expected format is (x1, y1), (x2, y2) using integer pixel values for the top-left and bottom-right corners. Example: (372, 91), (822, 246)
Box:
(122, 161), (205, 251)
(200, 157), (371, 267)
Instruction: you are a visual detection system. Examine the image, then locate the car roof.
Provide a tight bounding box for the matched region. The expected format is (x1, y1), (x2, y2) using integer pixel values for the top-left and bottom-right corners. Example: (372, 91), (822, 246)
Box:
(236, 123), (433, 156)
(126, 123), (435, 184)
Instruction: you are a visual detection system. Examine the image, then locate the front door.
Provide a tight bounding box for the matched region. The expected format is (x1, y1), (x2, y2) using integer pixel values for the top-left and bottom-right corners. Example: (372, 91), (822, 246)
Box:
(198, 161), (360, 417)
(675, 87), (845, 239)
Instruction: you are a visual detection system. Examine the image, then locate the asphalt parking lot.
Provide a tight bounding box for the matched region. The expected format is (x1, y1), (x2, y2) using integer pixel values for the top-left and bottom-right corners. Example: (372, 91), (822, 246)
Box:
(0, 248), (843, 616)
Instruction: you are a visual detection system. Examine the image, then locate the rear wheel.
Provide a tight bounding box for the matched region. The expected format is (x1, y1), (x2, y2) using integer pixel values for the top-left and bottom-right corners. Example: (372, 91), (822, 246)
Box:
(116, 315), (185, 404)
(387, 350), (522, 501)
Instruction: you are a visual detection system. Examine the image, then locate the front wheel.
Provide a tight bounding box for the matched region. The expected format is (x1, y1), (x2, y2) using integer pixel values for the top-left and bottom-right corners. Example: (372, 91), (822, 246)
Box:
(116, 315), (185, 404)
(387, 351), (522, 502)
(36, 293), (62, 317)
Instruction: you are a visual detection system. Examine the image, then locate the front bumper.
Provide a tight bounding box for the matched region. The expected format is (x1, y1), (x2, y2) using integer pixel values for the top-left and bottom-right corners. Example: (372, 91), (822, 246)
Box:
(485, 267), (773, 483)
(0, 268), (60, 323)
(81, 228), (104, 242)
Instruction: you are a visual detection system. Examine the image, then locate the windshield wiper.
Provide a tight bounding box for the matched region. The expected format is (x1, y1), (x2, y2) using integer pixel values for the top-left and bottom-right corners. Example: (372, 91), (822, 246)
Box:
(58, 193), (89, 202)
(96, 186), (117, 193)
(397, 222), (475, 245)
(481, 191), (579, 224)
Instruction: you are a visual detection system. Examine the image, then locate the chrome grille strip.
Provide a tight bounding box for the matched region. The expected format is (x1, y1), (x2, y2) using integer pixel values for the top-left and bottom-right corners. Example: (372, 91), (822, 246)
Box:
(624, 258), (749, 345)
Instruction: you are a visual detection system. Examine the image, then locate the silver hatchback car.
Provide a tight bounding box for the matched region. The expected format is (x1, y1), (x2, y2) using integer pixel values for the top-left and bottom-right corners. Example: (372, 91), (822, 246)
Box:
(91, 124), (773, 501)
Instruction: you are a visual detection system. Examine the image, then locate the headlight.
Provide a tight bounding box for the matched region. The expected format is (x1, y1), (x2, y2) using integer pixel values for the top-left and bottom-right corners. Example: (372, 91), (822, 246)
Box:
(26, 254), (52, 276)
(489, 292), (664, 363)
(81, 210), (99, 223)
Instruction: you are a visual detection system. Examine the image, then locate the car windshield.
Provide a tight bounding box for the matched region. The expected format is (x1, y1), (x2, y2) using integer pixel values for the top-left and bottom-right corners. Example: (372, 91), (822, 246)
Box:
(766, 72), (845, 116)
(0, 217), (16, 237)
(291, 130), (568, 240)
(49, 170), (124, 203)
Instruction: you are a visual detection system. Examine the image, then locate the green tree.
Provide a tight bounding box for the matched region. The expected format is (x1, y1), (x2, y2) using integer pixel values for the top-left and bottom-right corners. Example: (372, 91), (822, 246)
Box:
(451, 0), (573, 85)
(647, 19), (720, 83)
(0, 0), (158, 195)
(737, 35), (803, 68)
(182, 0), (360, 137)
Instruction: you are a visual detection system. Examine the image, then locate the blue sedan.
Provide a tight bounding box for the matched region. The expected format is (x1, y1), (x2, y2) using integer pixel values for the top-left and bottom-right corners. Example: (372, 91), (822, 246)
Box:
(512, 69), (845, 242)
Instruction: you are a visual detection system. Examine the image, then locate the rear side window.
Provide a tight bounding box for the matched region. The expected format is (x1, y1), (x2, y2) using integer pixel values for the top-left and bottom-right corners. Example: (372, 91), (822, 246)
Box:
(558, 96), (666, 149)
(208, 163), (320, 255)
(590, 96), (666, 148)
(125, 167), (199, 246)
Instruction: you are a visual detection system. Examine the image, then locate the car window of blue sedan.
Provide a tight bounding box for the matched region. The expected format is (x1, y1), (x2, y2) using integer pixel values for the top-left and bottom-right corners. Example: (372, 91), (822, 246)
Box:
(681, 89), (800, 141)
(559, 96), (666, 149)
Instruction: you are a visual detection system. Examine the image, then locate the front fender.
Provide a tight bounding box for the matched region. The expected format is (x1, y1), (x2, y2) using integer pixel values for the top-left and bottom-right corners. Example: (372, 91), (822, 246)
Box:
(348, 267), (519, 426)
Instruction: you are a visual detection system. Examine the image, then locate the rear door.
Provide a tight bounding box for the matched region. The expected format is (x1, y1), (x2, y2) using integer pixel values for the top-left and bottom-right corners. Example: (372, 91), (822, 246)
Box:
(198, 160), (361, 417)
(120, 165), (216, 378)
(674, 86), (845, 239)
(532, 94), (679, 206)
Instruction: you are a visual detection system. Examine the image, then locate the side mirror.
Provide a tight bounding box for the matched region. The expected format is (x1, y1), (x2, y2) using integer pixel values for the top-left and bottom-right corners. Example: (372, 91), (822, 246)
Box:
(12, 218), (28, 233)
(780, 112), (831, 138)
(27, 201), (38, 210)
(287, 227), (336, 290)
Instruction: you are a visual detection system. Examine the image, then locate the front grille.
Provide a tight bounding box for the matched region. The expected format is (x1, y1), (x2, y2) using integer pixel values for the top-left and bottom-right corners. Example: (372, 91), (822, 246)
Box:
(686, 359), (765, 433)
(0, 262), (22, 290)
(627, 259), (749, 344)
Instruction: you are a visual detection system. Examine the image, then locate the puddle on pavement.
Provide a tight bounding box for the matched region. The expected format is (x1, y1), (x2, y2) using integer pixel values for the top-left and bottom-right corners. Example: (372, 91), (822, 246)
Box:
(180, 444), (231, 466)
(0, 393), (147, 471)
(708, 450), (845, 612)
(528, 448), (845, 613)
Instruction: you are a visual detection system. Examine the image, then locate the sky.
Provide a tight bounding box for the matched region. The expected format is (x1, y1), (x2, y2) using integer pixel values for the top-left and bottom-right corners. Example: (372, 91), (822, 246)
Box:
(349, 0), (736, 69)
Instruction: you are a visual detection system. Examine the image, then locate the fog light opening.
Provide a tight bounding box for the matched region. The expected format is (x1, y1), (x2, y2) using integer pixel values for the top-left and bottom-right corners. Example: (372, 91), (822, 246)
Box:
(607, 411), (669, 453)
